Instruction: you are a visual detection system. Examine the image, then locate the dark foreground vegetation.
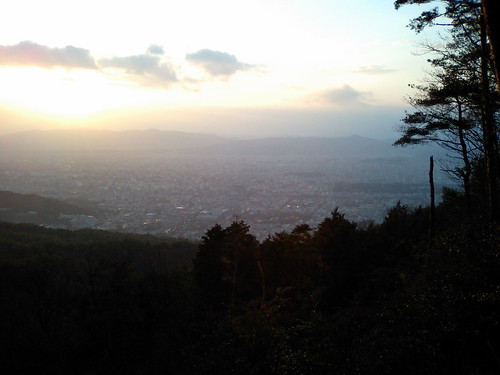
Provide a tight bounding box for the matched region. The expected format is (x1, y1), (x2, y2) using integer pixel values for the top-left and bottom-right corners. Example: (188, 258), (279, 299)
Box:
(0, 184), (498, 374)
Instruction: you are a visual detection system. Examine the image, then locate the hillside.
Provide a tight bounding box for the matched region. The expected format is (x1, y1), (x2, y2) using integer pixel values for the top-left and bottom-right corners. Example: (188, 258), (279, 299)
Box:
(0, 190), (96, 227)
(0, 200), (497, 374)
(0, 220), (196, 266)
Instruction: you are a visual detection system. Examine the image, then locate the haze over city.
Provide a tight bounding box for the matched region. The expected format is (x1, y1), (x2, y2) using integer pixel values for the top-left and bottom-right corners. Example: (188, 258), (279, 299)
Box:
(0, 0), (441, 138)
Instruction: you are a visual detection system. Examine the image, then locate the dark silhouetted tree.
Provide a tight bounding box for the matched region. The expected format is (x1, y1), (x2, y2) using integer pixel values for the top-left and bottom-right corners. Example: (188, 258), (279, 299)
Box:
(312, 210), (363, 311)
(193, 221), (260, 310)
(395, 0), (499, 222)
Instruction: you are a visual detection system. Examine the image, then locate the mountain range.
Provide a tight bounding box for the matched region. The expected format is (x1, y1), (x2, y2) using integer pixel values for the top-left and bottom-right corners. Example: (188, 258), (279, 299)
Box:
(0, 128), (440, 159)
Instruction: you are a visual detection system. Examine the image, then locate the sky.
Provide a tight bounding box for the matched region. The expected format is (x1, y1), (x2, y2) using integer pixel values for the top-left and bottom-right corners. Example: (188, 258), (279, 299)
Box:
(0, 0), (441, 139)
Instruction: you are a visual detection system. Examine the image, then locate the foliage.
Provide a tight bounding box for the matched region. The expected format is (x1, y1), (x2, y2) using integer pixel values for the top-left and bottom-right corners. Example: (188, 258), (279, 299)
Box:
(0, 222), (197, 374)
(1, 187), (499, 374)
(394, 0), (500, 221)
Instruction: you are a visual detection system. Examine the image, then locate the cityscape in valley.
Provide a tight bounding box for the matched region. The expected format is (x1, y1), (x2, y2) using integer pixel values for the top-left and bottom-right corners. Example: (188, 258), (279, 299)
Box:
(0, 129), (451, 240)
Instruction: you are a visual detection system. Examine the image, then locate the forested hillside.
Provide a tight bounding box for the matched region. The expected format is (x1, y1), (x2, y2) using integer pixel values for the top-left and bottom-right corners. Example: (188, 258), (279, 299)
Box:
(0, 190), (98, 226)
(0, 189), (498, 373)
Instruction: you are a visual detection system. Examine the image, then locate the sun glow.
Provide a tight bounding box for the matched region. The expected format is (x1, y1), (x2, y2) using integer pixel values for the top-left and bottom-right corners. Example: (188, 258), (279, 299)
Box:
(0, 67), (159, 117)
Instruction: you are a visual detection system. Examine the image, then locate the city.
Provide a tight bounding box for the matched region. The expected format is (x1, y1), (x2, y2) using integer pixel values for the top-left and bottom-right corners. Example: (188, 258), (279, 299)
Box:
(0, 144), (450, 240)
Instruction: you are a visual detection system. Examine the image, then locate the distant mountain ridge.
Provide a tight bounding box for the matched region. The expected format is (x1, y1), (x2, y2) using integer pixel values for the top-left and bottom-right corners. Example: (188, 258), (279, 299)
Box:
(201, 135), (409, 158)
(0, 128), (226, 152)
(0, 128), (440, 159)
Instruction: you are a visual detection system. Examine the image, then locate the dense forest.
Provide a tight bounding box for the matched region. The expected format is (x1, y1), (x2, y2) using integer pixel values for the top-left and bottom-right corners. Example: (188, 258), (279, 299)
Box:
(1, 1), (499, 374)
(0, 189), (498, 374)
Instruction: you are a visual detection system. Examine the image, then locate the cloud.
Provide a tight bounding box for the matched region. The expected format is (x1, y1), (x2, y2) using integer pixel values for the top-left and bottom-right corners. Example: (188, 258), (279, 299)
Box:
(0, 41), (97, 69)
(354, 65), (396, 75)
(0, 41), (258, 88)
(147, 44), (165, 55)
(314, 84), (372, 106)
(185, 49), (257, 77)
(98, 47), (177, 86)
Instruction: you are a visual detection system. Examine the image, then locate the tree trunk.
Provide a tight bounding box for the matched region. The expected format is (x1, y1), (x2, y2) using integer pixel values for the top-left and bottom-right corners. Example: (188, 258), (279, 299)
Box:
(480, 12), (499, 223)
(256, 260), (266, 307)
(429, 155), (435, 240)
(457, 102), (472, 218)
(482, 0), (500, 93)
(231, 251), (238, 308)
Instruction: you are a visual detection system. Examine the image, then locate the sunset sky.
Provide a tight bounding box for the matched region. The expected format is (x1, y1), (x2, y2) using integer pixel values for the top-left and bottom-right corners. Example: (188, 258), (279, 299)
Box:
(0, 0), (441, 138)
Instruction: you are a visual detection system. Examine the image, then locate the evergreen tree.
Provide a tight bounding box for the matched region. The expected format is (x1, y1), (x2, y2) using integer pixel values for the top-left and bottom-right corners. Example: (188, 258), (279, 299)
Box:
(395, 0), (499, 221)
(193, 221), (260, 310)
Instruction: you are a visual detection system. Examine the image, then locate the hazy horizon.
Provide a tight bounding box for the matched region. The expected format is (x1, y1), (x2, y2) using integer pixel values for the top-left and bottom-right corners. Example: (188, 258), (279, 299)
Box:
(0, 105), (408, 140)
